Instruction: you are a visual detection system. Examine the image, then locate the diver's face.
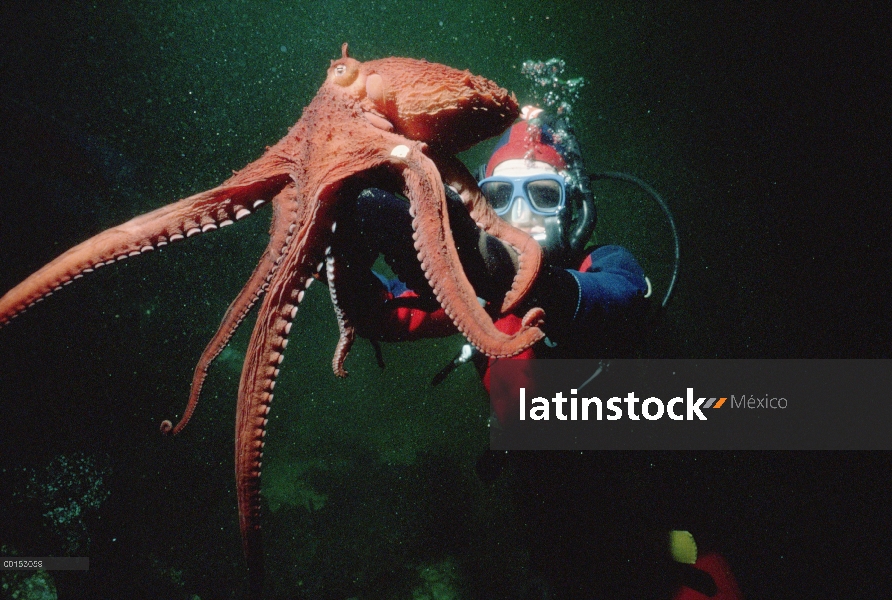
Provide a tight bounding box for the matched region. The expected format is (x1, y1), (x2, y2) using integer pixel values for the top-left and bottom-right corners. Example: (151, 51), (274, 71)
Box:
(486, 160), (561, 245)
(504, 192), (548, 242)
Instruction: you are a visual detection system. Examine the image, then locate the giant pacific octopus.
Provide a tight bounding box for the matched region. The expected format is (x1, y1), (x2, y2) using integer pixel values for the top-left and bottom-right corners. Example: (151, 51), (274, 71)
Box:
(0, 44), (545, 592)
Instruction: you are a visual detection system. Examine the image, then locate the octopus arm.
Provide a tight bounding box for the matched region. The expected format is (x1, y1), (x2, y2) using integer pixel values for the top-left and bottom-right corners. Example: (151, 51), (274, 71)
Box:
(234, 266), (302, 597)
(397, 144), (545, 357)
(324, 251), (357, 378)
(232, 192), (336, 596)
(435, 154), (543, 314)
(0, 172), (292, 327)
(161, 183), (299, 436)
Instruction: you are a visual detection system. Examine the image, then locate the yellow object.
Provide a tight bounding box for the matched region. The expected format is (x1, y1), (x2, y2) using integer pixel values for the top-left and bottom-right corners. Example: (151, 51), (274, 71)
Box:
(670, 530), (698, 564)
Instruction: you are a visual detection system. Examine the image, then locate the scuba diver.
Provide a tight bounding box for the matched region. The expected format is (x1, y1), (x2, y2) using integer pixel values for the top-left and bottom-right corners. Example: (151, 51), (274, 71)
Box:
(333, 106), (741, 600)
(333, 106), (654, 415)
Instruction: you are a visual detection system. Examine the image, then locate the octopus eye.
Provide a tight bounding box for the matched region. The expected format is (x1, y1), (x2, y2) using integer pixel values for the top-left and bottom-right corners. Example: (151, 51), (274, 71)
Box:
(329, 60), (359, 86)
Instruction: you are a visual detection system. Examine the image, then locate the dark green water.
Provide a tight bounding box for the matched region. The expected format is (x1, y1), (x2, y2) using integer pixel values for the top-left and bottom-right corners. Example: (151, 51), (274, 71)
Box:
(0, 2), (888, 598)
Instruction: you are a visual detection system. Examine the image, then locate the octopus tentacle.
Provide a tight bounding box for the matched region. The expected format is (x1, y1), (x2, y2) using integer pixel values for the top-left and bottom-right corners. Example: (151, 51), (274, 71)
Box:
(160, 183), (299, 436)
(395, 143), (545, 357)
(234, 202), (333, 596)
(235, 272), (306, 595)
(434, 154), (543, 314)
(0, 173), (291, 327)
(324, 251), (356, 378)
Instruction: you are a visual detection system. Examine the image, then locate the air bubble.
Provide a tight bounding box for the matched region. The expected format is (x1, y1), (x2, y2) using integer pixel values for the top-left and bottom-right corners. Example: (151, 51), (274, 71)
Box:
(521, 58), (585, 116)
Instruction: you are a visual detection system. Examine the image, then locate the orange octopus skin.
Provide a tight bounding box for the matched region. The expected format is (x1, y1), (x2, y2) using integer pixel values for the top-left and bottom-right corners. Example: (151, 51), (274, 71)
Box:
(0, 44), (544, 596)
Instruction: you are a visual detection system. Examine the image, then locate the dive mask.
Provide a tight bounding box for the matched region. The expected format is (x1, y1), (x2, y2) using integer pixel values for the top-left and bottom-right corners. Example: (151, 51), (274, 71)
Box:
(479, 173), (566, 216)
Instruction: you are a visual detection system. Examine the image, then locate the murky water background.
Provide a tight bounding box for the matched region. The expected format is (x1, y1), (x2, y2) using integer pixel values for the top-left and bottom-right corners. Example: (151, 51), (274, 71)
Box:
(0, 2), (888, 598)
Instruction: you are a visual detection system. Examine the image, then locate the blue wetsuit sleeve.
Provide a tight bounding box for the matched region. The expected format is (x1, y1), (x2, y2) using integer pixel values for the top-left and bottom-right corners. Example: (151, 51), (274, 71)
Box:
(538, 245), (648, 355)
(567, 245), (647, 323)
